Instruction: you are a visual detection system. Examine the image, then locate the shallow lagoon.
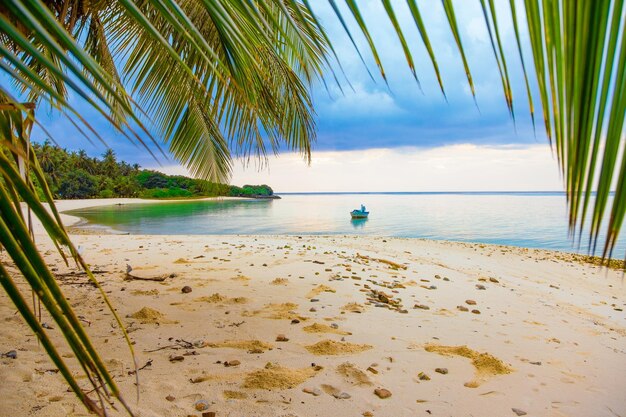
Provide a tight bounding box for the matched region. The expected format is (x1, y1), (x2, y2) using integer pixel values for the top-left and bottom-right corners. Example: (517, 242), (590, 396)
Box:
(66, 192), (625, 254)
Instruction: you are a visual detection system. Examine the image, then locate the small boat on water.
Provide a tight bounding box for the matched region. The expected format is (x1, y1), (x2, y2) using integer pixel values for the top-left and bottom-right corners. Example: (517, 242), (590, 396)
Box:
(350, 204), (369, 219)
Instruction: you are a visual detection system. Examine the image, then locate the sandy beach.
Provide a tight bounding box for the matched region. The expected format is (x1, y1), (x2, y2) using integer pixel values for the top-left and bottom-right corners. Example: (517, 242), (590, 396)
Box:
(1, 199), (625, 417)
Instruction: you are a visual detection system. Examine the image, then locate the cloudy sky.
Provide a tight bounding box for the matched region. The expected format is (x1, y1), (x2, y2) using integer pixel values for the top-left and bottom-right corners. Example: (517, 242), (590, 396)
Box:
(27, 0), (564, 192)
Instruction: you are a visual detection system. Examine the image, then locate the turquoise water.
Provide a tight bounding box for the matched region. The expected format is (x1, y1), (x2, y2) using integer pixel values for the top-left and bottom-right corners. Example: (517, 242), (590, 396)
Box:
(66, 192), (625, 255)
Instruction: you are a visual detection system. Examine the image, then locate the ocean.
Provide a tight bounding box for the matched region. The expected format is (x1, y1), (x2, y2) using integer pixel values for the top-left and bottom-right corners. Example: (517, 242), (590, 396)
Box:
(65, 192), (625, 255)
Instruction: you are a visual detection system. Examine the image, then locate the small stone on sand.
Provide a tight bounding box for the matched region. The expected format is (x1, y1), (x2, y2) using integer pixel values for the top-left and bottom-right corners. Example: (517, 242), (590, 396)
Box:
(194, 399), (209, 411)
(303, 387), (322, 396)
(3, 350), (17, 359)
(374, 388), (392, 399)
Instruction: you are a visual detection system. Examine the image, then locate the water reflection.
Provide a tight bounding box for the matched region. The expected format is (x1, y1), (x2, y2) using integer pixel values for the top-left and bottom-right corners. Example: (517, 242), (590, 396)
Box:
(350, 218), (368, 229)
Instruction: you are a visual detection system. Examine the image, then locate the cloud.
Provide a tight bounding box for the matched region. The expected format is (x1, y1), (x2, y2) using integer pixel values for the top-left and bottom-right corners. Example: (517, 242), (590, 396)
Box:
(322, 83), (404, 119)
(153, 144), (563, 192)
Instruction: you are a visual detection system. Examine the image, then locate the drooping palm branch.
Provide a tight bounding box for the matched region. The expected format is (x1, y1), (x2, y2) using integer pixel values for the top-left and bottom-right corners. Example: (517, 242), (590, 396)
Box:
(0, 0), (625, 415)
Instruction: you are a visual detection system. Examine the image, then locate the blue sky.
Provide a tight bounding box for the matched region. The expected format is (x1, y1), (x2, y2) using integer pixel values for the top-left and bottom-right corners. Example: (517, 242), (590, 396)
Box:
(308, 0), (542, 150)
(17, 0), (563, 191)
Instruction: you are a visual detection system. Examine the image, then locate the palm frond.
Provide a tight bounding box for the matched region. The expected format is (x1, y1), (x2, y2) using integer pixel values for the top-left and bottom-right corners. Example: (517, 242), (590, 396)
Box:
(0, 108), (136, 415)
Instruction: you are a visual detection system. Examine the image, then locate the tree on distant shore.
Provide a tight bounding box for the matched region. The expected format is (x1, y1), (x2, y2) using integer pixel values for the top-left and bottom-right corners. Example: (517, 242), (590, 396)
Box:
(31, 143), (265, 200)
(57, 169), (97, 199)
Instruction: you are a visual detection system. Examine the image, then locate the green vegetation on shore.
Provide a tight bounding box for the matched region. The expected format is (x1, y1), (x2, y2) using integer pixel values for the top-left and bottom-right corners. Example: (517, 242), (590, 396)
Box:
(33, 141), (274, 200)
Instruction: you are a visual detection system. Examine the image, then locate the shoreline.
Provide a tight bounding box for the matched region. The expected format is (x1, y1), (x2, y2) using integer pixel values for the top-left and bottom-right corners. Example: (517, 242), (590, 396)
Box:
(25, 196), (257, 233)
(45, 198), (621, 264)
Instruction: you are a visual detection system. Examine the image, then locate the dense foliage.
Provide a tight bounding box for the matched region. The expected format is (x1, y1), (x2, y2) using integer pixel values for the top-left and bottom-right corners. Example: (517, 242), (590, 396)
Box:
(33, 141), (274, 199)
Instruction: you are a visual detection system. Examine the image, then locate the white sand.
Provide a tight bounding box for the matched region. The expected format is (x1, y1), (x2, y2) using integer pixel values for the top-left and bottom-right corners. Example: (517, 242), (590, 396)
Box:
(1, 198), (625, 417)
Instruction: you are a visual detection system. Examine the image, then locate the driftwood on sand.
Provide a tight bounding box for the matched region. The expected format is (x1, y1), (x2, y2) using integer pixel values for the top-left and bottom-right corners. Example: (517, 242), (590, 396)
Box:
(356, 253), (407, 270)
(124, 264), (174, 282)
(124, 273), (168, 282)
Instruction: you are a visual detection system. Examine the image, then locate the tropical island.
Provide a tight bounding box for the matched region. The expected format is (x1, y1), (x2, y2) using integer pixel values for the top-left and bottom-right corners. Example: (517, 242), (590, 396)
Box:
(32, 141), (277, 200)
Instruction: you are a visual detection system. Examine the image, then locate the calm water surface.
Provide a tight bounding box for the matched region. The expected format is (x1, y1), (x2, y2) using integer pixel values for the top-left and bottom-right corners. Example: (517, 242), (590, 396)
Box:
(66, 192), (625, 254)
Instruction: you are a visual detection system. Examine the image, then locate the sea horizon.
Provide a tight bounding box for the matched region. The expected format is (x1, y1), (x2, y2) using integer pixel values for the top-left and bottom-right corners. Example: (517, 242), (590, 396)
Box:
(277, 191), (613, 195)
(277, 191), (569, 195)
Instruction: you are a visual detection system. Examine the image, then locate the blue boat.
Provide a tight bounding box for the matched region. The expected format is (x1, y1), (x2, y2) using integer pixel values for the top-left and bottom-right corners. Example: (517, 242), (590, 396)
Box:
(350, 204), (369, 219)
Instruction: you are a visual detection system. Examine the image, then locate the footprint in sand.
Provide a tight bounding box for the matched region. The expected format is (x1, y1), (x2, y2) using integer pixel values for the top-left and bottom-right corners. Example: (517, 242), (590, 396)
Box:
(241, 363), (319, 390)
(336, 362), (373, 386)
(303, 322), (351, 335)
(305, 339), (372, 355)
(307, 285), (336, 299)
(243, 302), (307, 321)
(202, 339), (273, 353)
(194, 293), (248, 304)
(424, 344), (513, 387)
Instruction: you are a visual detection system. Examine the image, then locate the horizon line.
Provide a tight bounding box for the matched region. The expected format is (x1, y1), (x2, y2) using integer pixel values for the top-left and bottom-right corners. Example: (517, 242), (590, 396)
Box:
(273, 190), (614, 195)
